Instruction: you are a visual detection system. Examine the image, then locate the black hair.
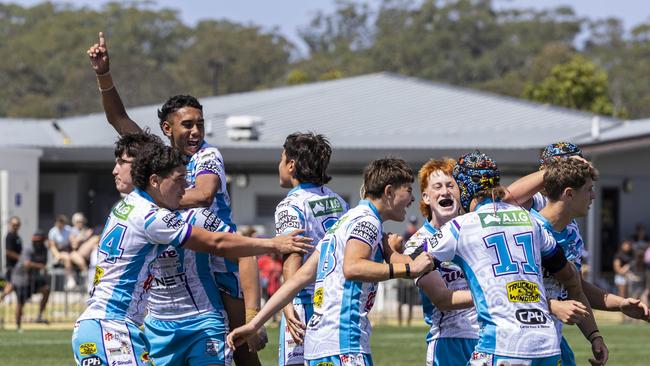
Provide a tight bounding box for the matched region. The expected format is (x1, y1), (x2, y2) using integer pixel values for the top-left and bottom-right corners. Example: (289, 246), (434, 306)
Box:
(157, 95), (203, 131)
(283, 132), (332, 185)
(114, 130), (164, 159)
(131, 143), (188, 190)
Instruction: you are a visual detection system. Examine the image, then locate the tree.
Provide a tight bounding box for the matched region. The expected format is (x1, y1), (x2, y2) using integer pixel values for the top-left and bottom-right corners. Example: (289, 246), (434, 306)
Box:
(523, 55), (624, 117)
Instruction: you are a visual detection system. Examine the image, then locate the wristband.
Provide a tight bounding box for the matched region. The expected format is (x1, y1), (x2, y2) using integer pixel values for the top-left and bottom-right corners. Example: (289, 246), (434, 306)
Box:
(388, 263), (394, 279)
(99, 85), (115, 92)
(245, 308), (259, 323)
(405, 263), (411, 278)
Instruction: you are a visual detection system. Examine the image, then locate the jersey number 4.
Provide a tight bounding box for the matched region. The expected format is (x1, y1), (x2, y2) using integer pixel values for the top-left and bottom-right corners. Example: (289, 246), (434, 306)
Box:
(483, 231), (539, 276)
(99, 224), (127, 264)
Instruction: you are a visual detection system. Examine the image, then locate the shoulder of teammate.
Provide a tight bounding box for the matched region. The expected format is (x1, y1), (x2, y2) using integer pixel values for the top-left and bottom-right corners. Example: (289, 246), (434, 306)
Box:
(403, 226), (432, 256)
(426, 215), (468, 262)
(143, 207), (192, 247)
(530, 192), (548, 212)
(193, 144), (225, 176)
(274, 195), (305, 235)
(533, 216), (559, 257)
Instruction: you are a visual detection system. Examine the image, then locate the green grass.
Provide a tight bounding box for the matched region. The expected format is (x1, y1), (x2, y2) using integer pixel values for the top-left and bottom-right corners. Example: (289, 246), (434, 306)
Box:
(1, 323), (648, 365)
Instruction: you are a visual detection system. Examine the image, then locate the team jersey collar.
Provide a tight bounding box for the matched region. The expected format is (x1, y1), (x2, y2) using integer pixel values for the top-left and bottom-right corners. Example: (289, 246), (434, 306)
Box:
(288, 182), (320, 195)
(474, 197), (499, 211)
(531, 209), (568, 236)
(423, 220), (438, 235)
(358, 200), (382, 223)
(134, 188), (156, 203)
(199, 140), (208, 150)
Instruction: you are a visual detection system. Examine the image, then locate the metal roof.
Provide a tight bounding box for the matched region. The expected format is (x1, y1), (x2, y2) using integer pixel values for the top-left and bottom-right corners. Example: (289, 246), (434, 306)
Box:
(1, 72), (639, 163)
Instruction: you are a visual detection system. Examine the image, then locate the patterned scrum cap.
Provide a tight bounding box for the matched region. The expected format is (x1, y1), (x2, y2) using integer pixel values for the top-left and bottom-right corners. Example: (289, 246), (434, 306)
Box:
(539, 141), (582, 165)
(453, 151), (500, 212)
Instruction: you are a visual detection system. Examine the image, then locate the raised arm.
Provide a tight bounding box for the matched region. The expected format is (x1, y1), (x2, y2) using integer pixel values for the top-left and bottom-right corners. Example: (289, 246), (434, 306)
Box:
(502, 170), (544, 210)
(87, 31), (141, 135)
(184, 227), (313, 258)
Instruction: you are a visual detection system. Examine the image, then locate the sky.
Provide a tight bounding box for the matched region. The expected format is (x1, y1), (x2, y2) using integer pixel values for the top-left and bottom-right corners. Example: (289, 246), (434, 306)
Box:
(6, 0), (650, 54)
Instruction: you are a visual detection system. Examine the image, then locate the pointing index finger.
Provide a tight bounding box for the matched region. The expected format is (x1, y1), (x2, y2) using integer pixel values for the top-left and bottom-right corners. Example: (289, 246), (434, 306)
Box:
(99, 31), (106, 48)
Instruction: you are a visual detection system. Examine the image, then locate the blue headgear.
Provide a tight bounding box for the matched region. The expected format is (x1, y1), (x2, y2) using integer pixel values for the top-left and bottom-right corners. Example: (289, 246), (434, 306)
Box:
(453, 151), (500, 212)
(539, 141), (582, 165)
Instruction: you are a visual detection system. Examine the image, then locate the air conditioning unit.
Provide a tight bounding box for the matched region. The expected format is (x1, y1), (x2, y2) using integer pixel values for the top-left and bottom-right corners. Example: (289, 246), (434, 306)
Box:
(225, 115), (263, 141)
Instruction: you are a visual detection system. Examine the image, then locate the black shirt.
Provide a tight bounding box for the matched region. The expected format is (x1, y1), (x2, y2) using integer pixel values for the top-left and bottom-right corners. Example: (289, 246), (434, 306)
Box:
(5, 232), (23, 268)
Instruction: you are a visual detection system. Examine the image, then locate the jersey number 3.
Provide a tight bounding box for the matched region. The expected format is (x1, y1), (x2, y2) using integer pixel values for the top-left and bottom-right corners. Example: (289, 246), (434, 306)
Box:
(99, 224), (127, 263)
(483, 232), (539, 276)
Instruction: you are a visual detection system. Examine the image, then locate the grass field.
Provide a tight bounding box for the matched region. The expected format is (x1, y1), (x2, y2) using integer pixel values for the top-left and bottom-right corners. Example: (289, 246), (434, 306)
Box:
(0, 322), (648, 365)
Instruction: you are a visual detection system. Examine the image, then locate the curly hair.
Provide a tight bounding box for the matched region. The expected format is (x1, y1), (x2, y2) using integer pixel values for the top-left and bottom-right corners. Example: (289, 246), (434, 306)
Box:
(131, 143), (188, 190)
(543, 158), (599, 201)
(157, 95), (203, 131)
(418, 158), (456, 220)
(283, 132), (332, 185)
(362, 158), (414, 199)
(114, 130), (164, 159)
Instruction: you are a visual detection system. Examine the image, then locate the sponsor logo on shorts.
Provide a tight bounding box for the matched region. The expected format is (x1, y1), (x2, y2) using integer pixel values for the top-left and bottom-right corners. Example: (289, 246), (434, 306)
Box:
(81, 356), (101, 366)
(309, 197), (344, 217)
(316, 362), (334, 366)
(515, 309), (548, 325)
(307, 313), (322, 328)
(110, 360), (133, 366)
(79, 342), (98, 356)
(112, 201), (134, 220)
(205, 339), (221, 356)
(478, 211), (531, 228)
(313, 287), (324, 308)
(93, 266), (105, 286)
(104, 332), (113, 342)
(506, 280), (540, 303)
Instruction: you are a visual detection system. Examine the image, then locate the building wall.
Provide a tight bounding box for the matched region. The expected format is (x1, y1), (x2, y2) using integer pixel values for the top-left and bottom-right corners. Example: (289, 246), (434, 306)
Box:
(39, 173), (82, 229)
(0, 148), (42, 272)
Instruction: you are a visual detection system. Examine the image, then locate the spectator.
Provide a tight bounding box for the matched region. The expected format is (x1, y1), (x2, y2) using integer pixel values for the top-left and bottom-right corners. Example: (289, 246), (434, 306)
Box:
(632, 223), (649, 253)
(69, 212), (100, 274)
(47, 214), (76, 289)
(613, 239), (636, 321)
(641, 246), (650, 305)
(1, 216), (23, 301)
(12, 230), (51, 332)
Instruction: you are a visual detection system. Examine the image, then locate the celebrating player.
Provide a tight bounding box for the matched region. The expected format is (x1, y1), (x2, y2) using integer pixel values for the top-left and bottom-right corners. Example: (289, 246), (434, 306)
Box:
(87, 32), (264, 364)
(274, 132), (348, 366)
(505, 142), (650, 366)
(227, 157), (435, 365)
(408, 151), (605, 366)
(71, 138), (312, 366)
(401, 158), (478, 366)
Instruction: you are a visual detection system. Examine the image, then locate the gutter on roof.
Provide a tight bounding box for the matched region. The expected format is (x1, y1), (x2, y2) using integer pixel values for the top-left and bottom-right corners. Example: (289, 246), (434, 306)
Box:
(581, 134), (650, 154)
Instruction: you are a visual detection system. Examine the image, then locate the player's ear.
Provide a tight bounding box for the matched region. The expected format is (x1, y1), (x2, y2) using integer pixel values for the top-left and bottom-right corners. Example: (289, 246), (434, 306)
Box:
(161, 120), (173, 138)
(383, 184), (394, 200)
(422, 190), (431, 206)
(149, 174), (160, 189)
(563, 187), (574, 200)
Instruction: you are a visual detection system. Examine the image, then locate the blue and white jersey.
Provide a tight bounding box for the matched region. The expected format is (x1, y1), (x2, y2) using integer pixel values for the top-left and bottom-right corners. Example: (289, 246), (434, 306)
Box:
(78, 189), (192, 326)
(274, 183), (348, 304)
(304, 200), (384, 360)
(146, 208), (232, 320)
(186, 141), (233, 228)
(425, 201), (561, 359)
(404, 221), (479, 342)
